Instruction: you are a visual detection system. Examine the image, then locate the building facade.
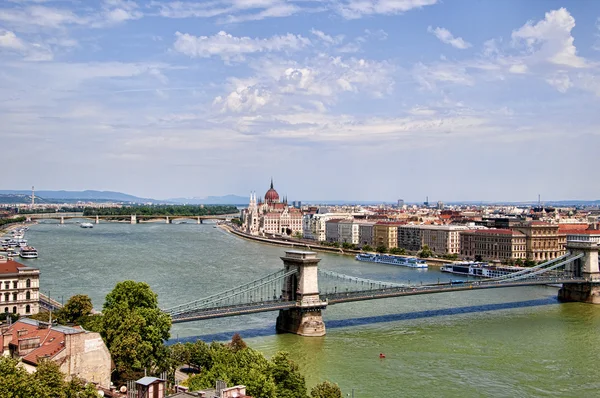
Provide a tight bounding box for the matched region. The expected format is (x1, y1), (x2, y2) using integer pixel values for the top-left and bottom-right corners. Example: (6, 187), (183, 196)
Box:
(358, 222), (375, 247)
(241, 180), (302, 236)
(419, 225), (468, 254)
(373, 222), (400, 249)
(1, 318), (111, 388)
(460, 229), (526, 261)
(513, 222), (565, 261)
(397, 225), (423, 252)
(0, 257), (39, 316)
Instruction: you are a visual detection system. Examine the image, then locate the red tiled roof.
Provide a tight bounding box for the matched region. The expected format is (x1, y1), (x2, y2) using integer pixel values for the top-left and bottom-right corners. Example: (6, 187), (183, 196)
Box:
(567, 230), (600, 235)
(2, 320), (83, 366)
(0, 259), (27, 274)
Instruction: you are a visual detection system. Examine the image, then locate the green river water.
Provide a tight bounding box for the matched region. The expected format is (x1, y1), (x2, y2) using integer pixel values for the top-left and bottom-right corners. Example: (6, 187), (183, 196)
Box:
(13, 221), (600, 397)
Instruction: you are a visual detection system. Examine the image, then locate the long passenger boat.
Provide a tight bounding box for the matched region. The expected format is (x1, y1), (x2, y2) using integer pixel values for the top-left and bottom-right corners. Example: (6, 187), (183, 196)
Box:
(355, 253), (428, 268)
(440, 262), (525, 278)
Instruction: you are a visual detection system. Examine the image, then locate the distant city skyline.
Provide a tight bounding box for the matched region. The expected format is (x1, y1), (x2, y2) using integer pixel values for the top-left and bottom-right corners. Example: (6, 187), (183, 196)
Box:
(0, 1), (599, 201)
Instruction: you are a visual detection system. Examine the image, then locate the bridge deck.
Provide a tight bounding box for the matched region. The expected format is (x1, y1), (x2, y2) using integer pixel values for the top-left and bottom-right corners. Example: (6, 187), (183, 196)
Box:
(168, 277), (589, 324)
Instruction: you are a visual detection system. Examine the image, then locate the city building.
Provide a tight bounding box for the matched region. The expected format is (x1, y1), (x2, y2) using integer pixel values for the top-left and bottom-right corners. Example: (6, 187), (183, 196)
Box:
(397, 199), (404, 208)
(513, 222), (565, 261)
(358, 222), (375, 247)
(397, 225), (423, 252)
(241, 179), (302, 236)
(419, 225), (468, 254)
(325, 219), (342, 243)
(0, 318), (112, 388)
(373, 222), (401, 249)
(302, 212), (353, 241)
(0, 256), (39, 316)
(460, 229), (527, 261)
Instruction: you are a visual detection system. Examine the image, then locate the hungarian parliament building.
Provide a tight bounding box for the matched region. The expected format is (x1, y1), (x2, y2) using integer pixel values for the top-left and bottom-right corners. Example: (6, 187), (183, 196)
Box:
(241, 179), (303, 236)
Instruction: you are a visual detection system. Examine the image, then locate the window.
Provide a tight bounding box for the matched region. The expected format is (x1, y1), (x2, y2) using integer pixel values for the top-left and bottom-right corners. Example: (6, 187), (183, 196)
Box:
(25, 305), (30, 314)
(13, 293), (17, 301)
(4, 307), (8, 313)
(13, 281), (17, 289)
(4, 282), (8, 290)
(26, 279), (31, 288)
(4, 293), (8, 302)
(26, 291), (30, 300)
(12, 306), (16, 314)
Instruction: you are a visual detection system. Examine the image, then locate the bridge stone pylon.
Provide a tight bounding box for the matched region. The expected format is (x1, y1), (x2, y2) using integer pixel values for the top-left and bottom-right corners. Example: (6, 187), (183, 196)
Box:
(559, 241), (600, 303)
(276, 251), (327, 337)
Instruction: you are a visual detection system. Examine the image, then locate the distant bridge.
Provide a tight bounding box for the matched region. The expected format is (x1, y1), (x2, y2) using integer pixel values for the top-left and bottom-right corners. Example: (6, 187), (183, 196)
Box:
(22, 212), (239, 224)
(163, 241), (600, 336)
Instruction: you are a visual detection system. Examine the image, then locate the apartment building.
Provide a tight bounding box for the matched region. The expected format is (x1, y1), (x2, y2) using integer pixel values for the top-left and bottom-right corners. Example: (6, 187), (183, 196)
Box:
(373, 222), (401, 249)
(460, 229), (526, 261)
(397, 225), (423, 251)
(303, 213), (353, 241)
(419, 225), (468, 254)
(0, 256), (39, 316)
(358, 222), (375, 247)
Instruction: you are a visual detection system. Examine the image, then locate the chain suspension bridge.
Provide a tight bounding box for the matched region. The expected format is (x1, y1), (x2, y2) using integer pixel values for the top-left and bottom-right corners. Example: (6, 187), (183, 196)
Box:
(163, 241), (600, 336)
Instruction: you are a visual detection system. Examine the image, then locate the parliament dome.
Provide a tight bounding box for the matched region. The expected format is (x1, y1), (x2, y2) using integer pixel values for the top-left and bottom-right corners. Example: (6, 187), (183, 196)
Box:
(265, 179), (280, 204)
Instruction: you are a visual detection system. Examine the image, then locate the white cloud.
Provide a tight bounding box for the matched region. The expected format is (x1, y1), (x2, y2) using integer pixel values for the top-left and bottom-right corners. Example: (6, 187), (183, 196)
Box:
(310, 29), (344, 45)
(508, 63), (528, 74)
(0, 5), (87, 30)
(545, 72), (572, 93)
(511, 8), (586, 68)
(336, 0), (438, 19)
(214, 55), (395, 113)
(0, 29), (53, 60)
(427, 26), (471, 49)
(173, 31), (310, 60)
(413, 62), (474, 90)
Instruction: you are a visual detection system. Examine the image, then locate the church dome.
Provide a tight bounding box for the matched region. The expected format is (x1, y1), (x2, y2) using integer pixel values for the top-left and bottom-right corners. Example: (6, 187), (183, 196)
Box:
(265, 179), (279, 204)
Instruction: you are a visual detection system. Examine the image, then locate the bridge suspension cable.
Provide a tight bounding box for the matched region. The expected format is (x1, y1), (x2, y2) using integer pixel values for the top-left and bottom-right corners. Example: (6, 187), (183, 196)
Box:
(318, 269), (406, 292)
(500, 253), (584, 282)
(486, 252), (574, 282)
(164, 268), (297, 316)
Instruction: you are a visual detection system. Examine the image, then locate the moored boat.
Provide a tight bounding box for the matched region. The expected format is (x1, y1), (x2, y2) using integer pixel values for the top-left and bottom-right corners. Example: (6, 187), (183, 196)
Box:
(19, 246), (38, 259)
(355, 253), (428, 268)
(440, 262), (525, 278)
(80, 222), (94, 228)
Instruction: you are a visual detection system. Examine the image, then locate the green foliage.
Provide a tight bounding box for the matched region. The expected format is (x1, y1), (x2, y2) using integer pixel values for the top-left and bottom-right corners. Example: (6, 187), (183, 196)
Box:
(341, 242), (356, 250)
(231, 218), (243, 226)
(524, 259), (536, 267)
(100, 281), (172, 381)
(388, 247), (406, 255)
(0, 216), (26, 228)
(180, 335), (315, 398)
(418, 245), (433, 259)
(361, 244), (373, 252)
(293, 231), (303, 239)
(0, 357), (99, 398)
(515, 258), (524, 266)
(270, 352), (307, 398)
(376, 245), (387, 254)
(442, 253), (458, 261)
(310, 381), (342, 398)
(83, 205), (238, 217)
(58, 294), (93, 325)
(0, 312), (19, 323)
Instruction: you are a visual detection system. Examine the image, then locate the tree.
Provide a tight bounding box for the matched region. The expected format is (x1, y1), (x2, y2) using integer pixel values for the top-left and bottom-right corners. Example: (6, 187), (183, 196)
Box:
(362, 244), (373, 252)
(389, 247), (406, 255)
(310, 381), (342, 398)
(515, 258), (524, 266)
(271, 351), (307, 398)
(0, 357), (99, 398)
(376, 245), (387, 254)
(59, 294), (93, 325)
(101, 281), (172, 382)
(418, 245), (433, 259)
(229, 333), (247, 352)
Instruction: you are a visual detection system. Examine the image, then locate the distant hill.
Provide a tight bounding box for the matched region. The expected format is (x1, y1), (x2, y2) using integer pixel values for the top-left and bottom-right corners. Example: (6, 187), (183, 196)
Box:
(0, 190), (160, 204)
(168, 194), (248, 205)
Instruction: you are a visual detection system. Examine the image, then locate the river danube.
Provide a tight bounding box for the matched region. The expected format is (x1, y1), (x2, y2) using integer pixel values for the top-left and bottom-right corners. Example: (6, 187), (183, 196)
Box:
(19, 221), (600, 397)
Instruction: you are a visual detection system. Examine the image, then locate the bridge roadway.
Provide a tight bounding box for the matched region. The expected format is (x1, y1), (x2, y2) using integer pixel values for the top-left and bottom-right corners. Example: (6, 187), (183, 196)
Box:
(169, 276), (589, 324)
(23, 212), (239, 220)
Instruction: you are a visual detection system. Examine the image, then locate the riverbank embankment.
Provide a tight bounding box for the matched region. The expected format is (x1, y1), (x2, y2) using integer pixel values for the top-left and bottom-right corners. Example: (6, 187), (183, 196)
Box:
(219, 223), (454, 266)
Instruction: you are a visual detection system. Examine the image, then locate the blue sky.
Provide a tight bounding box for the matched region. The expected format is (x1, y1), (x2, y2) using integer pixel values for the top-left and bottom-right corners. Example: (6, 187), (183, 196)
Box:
(1, 0), (599, 202)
